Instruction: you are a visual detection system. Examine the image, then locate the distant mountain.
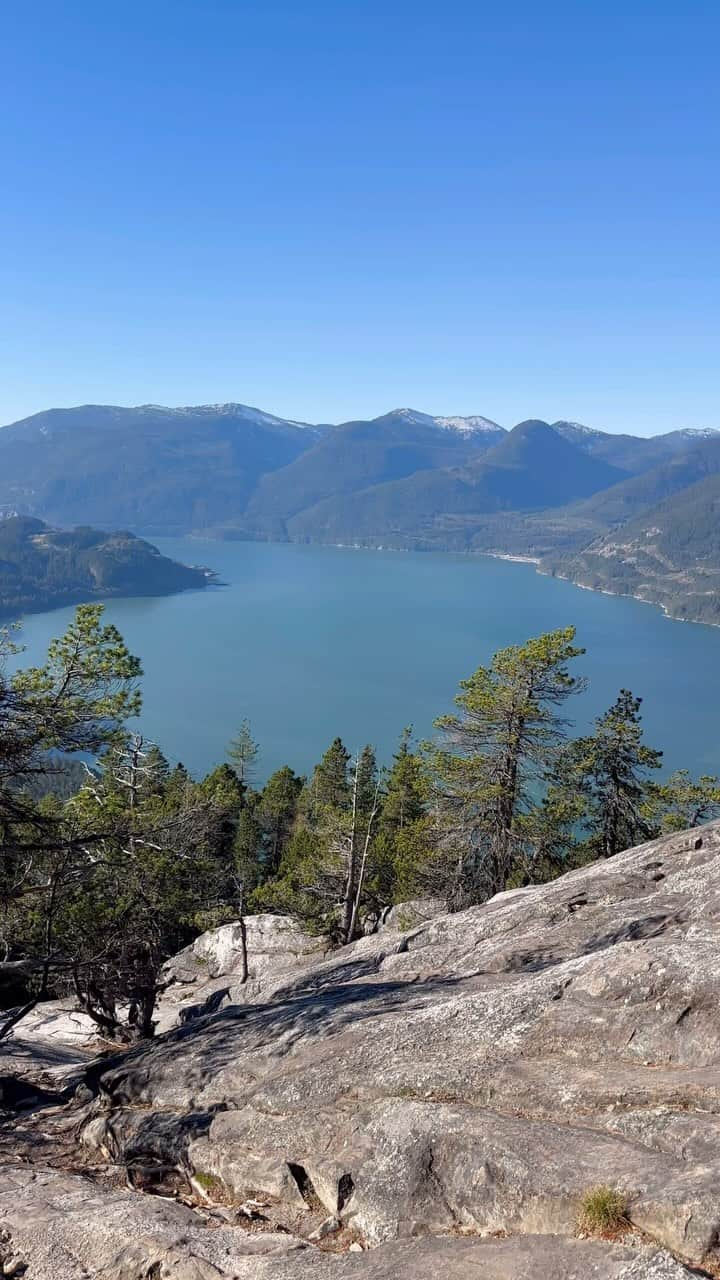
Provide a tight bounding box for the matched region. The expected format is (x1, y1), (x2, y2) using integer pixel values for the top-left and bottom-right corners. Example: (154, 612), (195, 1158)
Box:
(382, 408), (506, 436)
(0, 404), (323, 534)
(284, 421), (625, 543)
(0, 400), (712, 540)
(567, 435), (720, 526)
(243, 409), (505, 536)
(552, 421), (720, 474)
(2, 399), (720, 623)
(0, 516), (212, 617)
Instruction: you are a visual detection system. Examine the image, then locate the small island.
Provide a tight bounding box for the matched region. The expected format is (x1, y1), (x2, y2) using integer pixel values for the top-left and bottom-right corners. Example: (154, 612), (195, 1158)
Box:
(0, 516), (215, 618)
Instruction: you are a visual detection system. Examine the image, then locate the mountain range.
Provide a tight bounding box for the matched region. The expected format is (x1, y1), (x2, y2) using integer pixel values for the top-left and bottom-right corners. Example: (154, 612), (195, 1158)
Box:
(0, 402), (718, 623)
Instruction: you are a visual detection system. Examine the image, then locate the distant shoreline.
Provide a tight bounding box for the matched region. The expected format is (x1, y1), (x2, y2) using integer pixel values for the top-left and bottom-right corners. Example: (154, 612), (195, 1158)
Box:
(11, 528), (715, 633)
(161, 531), (717, 630)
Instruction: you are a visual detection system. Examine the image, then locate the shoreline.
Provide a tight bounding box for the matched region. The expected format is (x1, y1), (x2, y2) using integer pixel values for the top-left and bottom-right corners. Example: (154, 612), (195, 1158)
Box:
(536, 567), (720, 630)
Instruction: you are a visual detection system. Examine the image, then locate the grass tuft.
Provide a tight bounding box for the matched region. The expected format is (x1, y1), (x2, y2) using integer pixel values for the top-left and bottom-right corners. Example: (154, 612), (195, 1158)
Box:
(577, 1186), (629, 1237)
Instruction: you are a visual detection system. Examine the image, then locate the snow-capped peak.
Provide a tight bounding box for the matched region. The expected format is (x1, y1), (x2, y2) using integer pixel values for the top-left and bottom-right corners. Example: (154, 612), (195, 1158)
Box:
(672, 427), (720, 439)
(136, 403), (315, 429)
(388, 408), (504, 435)
(552, 420), (603, 438)
(434, 415), (505, 434)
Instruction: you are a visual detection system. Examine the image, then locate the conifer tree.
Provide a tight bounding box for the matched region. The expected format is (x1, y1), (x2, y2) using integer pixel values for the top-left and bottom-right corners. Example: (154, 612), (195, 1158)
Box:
(642, 770), (720, 834)
(426, 627), (586, 905)
(227, 719), (259, 784)
(309, 736), (351, 812)
(257, 766), (303, 877)
(551, 690), (662, 859)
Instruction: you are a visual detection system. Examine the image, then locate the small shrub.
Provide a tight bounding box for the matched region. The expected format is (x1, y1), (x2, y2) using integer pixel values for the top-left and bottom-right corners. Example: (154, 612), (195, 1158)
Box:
(578, 1186), (628, 1237)
(191, 1170), (225, 1197)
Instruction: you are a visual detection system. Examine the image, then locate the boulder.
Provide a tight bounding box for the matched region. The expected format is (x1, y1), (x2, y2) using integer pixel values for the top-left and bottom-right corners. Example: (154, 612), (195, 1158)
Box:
(156, 914), (327, 1032)
(0, 1000), (101, 1087)
(85, 822), (720, 1271)
(376, 898), (445, 932)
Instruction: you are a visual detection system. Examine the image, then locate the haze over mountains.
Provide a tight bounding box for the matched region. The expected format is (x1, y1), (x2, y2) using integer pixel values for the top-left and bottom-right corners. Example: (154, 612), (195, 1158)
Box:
(1, 401), (718, 623)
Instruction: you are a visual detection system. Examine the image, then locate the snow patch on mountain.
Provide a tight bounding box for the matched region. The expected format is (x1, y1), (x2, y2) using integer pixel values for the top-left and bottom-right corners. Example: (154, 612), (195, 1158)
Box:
(389, 408), (504, 434)
(136, 403), (316, 430)
(670, 427), (720, 439)
(553, 420), (604, 438)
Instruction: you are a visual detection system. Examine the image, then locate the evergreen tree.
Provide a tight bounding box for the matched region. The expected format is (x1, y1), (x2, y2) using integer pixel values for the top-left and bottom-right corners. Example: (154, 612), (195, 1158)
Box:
(309, 737), (351, 812)
(374, 728), (430, 905)
(197, 763), (246, 863)
(234, 797), (263, 894)
(641, 769), (720, 835)
(426, 627), (585, 905)
(257, 766), (303, 877)
(379, 729), (426, 835)
(552, 690), (662, 859)
(356, 744), (379, 814)
(255, 740), (381, 944)
(227, 719), (259, 784)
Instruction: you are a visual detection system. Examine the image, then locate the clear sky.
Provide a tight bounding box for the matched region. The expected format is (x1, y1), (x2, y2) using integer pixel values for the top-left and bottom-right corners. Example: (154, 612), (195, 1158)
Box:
(1, 1), (718, 434)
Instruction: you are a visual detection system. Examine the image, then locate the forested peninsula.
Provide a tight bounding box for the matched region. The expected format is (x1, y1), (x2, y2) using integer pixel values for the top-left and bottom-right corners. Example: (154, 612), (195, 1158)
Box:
(0, 516), (213, 617)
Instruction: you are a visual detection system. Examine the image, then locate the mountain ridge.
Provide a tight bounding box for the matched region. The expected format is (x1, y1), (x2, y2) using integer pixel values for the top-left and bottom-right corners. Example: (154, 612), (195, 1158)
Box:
(1, 400), (719, 623)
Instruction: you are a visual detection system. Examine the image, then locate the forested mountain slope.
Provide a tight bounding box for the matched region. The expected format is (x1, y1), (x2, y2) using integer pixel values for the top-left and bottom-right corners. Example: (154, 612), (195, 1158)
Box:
(567, 435), (720, 527)
(548, 470), (720, 623)
(281, 420), (625, 543)
(553, 420), (718, 473)
(243, 409), (504, 537)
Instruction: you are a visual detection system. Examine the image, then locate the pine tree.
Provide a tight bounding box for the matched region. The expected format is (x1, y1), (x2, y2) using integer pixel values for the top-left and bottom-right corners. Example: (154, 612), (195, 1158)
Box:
(426, 627), (586, 905)
(227, 719), (259, 784)
(373, 728), (430, 905)
(309, 737), (351, 812)
(380, 729), (426, 836)
(642, 770), (720, 835)
(257, 766), (303, 877)
(255, 740), (381, 944)
(552, 690), (662, 859)
(356, 744), (379, 815)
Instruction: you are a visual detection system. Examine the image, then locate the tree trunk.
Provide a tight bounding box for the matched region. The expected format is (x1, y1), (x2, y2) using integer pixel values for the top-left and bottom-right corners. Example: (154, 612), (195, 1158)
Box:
(340, 756), (360, 944)
(347, 781), (381, 943)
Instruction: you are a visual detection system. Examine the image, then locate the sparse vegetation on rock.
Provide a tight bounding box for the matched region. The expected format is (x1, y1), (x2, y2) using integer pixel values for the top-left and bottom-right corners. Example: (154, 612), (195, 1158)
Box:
(578, 1187), (629, 1238)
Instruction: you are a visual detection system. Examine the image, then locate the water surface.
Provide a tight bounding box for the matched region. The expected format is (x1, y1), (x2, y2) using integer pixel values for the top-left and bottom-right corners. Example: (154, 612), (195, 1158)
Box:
(10, 538), (720, 783)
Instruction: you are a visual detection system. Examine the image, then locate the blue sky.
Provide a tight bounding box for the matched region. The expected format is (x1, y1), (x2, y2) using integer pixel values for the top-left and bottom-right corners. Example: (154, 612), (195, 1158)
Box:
(1, 1), (718, 434)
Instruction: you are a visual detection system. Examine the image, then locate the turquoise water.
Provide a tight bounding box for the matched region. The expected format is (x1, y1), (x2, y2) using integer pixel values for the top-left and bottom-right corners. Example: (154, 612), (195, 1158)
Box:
(8, 538), (720, 783)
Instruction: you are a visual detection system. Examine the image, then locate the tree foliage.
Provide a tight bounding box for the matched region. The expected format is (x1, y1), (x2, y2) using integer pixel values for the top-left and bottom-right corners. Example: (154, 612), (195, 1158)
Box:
(423, 628), (586, 904)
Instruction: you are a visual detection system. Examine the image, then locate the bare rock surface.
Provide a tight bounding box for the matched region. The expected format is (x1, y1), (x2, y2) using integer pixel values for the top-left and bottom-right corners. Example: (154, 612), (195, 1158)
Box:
(0, 915), (326, 1076)
(155, 914), (328, 1032)
(0, 1001), (101, 1089)
(80, 822), (720, 1272)
(376, 898), (445, 932)
(0, 1165), (698, 1279)
(5, 823), (720, 1277)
